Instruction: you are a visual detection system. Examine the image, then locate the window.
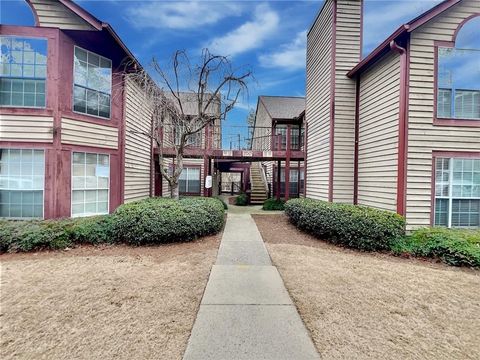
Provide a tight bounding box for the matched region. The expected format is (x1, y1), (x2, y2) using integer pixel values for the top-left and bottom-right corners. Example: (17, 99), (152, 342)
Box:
(274, 124), (302, 150)
(0, 36), (47, 108)
(280, 168), (304, 197)
(179, 167), (201, 195)
(72, 152), (109, 217)
(73, 47), (112, 119)
(435, 158), (480, 228)
(0, 149), (44, 218)
(437, 17), (480, 120)
(174, 124), (202, 147)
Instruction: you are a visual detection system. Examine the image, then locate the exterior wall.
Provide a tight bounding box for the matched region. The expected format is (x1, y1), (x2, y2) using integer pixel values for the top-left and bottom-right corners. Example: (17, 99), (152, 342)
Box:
(160, 158), (206, 197)
(332, 0), (362, 203)
(0, 115), (54, 142)
(357, 52), (401, 212)
(123, 78), (154, 203)
(406, 0), (480, 228)
(306, 0), (334, 201)
(0, 25), (125, 219)
(28, 0), (95, 30)
(61, 117), (118, 149)
(252, 100), (274, 187)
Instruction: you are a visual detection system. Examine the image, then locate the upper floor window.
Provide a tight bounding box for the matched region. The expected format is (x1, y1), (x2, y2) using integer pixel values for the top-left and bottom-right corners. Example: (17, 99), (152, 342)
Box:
(0, 36), (47, 108)
(73, 47), (112, 119)
(437, 17), (480, 120)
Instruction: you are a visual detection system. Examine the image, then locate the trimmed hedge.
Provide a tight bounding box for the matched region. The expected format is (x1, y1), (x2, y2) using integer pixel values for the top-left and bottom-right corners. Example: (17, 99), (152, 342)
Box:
(113, 197), (225, 245)
(285, 198), (406, 251)
(0, 197), (225, 253)
(262, 198), (285, 211)
(392, 227), (480, 267)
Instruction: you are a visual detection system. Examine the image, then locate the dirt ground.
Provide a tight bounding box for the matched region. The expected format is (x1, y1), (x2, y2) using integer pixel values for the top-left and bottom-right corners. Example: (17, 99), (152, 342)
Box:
(0, 234), (221, 360)
(253, 214), (480, 360)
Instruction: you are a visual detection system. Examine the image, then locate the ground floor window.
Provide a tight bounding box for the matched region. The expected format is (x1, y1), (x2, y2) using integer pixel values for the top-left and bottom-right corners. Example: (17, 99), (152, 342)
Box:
(179, 167), (201, 195)
(279, 168), (304, 197)
(0, 148), (44, 218)
(72, 152), (109, 217)
(435, 157), (480, 227)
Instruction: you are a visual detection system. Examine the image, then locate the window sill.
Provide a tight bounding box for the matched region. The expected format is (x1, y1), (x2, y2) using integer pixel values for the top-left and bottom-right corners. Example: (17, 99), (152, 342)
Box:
(434, 118), (480, 127)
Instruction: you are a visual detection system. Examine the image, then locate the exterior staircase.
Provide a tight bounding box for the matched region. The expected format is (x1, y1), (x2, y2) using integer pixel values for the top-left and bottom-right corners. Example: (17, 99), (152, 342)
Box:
(250, 163), (268, 205)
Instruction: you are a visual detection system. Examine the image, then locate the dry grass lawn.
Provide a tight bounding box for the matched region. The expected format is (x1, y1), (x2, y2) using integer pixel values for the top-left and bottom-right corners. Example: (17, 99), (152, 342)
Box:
(0, 234), (221, 360)
(253, 214), (480, 360)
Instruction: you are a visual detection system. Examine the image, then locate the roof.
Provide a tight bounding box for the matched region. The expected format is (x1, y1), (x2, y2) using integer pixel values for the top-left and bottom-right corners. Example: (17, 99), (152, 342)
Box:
(167, 92), (221, 117)
(26, 0), (141, 69)
(347, 0), (462, 77)
(259, 96), (305, 120)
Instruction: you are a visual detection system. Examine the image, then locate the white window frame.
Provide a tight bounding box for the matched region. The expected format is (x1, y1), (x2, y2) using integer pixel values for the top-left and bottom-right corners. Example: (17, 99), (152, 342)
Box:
(72, 46), (112, 120)
(434, 157), (480, 228)
(71, 152), (110, 218)
(0, 148), (45, 219)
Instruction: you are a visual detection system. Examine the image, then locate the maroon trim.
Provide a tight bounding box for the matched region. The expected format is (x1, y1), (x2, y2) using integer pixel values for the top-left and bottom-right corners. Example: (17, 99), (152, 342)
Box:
(452, 13), (480, 42)
(390, 40), (408, 216)
(347, 0), (461, 78)
(430, 151), (480, 225)
(359, 0), (364, 60)
(353, 79), (360, 205)
(304, 120), (308, 196)
(433, 39), (480, 127)
(328, 0), (337, 202)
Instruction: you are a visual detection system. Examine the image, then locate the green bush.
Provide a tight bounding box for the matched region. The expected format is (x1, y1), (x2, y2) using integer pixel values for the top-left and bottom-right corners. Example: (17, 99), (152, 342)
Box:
(0, 197), (225, 253)
(262, 198), (286, 211)
(392, 227), (480, 267)
(235, 193), (248, 206)
(215, 196), (228, 210)
(285, 198), (406, 251)
(112, 197), (225, 245)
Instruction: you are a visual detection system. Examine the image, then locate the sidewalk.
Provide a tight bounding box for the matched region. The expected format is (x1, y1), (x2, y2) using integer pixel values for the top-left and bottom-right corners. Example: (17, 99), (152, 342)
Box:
(183, 212), (320, 360)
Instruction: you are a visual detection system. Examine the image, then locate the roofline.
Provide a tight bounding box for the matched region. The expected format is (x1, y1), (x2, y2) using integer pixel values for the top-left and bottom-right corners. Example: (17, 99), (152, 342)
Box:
(347, 0), (461, 78)
(57, 0), (141, 69)
(307, 0), (331, 37)
(258, 95), (305, 100)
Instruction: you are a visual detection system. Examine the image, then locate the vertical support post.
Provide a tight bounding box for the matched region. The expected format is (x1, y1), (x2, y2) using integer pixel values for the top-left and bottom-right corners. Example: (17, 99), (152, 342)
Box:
(285, 125), (291, 201)
(276, 161), (281, 201)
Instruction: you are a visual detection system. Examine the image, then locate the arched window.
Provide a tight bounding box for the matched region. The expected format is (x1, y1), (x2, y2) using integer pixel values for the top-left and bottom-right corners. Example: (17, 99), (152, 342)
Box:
(437, 16), (480, 120)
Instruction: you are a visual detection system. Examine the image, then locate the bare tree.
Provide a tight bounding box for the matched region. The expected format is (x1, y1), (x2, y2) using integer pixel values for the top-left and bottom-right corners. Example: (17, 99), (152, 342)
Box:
(126, 49), (251, 199)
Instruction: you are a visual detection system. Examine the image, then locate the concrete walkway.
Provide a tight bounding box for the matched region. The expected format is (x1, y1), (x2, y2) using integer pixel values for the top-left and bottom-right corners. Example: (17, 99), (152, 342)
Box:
(183, 212), (320, 360)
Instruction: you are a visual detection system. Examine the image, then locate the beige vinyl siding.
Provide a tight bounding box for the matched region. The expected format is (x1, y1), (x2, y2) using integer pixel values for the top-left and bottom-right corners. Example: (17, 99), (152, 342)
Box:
(0, 115), (53, 142)
(29, 0), (95, 30)
(357, 52), (401, 212)
(124, 78), (153, 203)
(253, 101), (274, 186)
(61, 117), (118, 149)
(406, 0), (480, 229)
(332, 0), (362, 203)
(306, 0), (334, 201)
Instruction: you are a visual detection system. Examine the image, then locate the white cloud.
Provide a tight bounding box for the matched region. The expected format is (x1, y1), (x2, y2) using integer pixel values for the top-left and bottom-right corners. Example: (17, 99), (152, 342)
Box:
(206, 3), (279, 56)
(258, 30), (306, 70)
(126, 1), (243, 30)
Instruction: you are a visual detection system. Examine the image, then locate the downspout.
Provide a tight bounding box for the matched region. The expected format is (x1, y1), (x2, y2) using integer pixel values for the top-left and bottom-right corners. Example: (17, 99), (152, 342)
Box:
(390, 39), (408, 217)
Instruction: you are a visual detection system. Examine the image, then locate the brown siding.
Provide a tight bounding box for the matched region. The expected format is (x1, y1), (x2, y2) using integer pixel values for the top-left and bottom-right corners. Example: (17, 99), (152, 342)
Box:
(124, 78), (154, 203)
(358, 52), (401, 212)
(0, 115), (54, 142)
(332, 0), (362, 203)
(406, 0), (480, 229)
(61, 117), (118, 149)
(306, 0), (334, 201)
(29, 0), (95, 30)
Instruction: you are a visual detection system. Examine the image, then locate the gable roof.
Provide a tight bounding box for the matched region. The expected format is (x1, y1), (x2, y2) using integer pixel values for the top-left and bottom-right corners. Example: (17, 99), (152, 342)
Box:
(259, 96), (305, 120)
(347, 0), (462, 77)
(26, 0), (140, 69)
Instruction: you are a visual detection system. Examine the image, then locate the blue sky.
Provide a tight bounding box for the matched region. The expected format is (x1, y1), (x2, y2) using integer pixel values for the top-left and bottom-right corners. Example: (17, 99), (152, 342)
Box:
(1, 0), (442, 146)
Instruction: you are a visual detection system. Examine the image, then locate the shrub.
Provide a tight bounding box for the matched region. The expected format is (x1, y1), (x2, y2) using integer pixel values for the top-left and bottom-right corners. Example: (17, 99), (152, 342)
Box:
(262, 198), (285, 211)
(112, 197), (225, 245)
(70, 215), (116, 244)
(285, 198), (406, 251)
(392, 227), (480, 267)
(215, 196), (228, 210)
(235, 193), (248, 206)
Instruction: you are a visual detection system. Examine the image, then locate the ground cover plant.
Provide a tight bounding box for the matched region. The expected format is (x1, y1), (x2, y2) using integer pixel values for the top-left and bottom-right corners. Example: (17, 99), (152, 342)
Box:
(0, 197), (225, 253)
(262, 198), (285, 211)
(235, 193), (248, 206)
